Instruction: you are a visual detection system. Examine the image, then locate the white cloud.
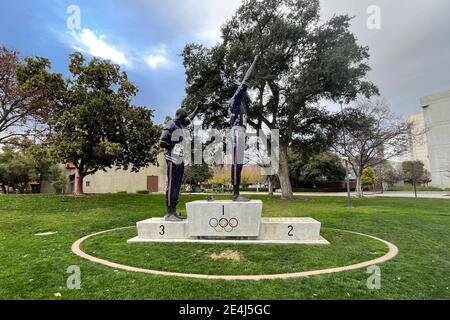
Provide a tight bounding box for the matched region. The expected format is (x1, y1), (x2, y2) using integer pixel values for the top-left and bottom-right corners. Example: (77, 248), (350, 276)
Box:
(68, 29), (174, 72)
(146, 55), (169, 69)
(194, 29), (223, 46)
(71, 28), (129, 66)
(144, 46), (172, 70)
(135, 0), (242, 45)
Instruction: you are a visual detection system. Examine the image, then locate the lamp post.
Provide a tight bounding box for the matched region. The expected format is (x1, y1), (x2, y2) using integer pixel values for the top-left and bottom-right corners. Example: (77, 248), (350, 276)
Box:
(340, 101), (353, 208)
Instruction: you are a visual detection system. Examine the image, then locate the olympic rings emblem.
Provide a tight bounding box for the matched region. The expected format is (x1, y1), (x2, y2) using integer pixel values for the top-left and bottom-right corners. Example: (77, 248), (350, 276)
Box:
(209, 217), (239, 233)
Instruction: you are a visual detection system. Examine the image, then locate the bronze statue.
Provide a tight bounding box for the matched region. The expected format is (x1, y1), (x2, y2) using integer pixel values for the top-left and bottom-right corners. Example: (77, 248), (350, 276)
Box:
(227, 54), (260, 202)
(160, 107), (199, 221)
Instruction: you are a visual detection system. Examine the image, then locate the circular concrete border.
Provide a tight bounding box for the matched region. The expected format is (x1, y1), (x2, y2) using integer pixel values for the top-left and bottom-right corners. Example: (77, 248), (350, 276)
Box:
(71, 227), (398, 281)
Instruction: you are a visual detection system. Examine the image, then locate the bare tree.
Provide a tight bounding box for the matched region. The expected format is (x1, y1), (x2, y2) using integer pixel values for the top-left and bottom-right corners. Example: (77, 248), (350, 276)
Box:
(0, 47), (52, 145)
(333, 99), (415, 197)
(246, 129), (280, 196)
(378, 162), (402, 189)
(419, 169), (432, 187)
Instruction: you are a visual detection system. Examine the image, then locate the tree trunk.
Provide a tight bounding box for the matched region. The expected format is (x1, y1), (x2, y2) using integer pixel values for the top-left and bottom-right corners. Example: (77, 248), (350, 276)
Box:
(268, 178), (273, 196)
(413, 180), (418, 199)
(74, 170), (85, 196)
(278, 144), (293, 200)
(356, 176), (363, 198)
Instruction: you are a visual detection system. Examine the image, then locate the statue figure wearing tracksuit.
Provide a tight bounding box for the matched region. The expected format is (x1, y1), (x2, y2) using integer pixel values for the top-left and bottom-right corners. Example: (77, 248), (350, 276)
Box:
(228, 54), (260, 202)
(160, 108), (198, 221)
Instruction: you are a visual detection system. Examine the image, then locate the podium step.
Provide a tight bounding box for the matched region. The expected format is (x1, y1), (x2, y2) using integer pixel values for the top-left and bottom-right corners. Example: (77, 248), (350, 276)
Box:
(259, 218), (321, 241)
(129, 200), (328, 245)
(137, 218), (188, 240)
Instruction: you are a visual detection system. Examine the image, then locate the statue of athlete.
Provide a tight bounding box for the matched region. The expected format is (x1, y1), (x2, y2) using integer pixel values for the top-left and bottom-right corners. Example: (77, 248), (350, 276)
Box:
(228, 54), (260, 202)
(159, 107), (199, 221)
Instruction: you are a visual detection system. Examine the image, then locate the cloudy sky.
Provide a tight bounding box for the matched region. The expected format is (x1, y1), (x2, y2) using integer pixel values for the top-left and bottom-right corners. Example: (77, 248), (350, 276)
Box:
(1, 0), (449, 122)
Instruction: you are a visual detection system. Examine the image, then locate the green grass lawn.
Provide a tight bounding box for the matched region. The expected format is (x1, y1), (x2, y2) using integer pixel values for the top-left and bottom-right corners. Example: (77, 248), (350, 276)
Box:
(82, 228), (388, 276)
(0, 194), (449, 300)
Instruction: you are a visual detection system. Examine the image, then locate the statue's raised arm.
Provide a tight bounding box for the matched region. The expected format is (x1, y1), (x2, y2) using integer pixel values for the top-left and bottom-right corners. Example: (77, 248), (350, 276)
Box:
(242, 54), (260, 86)
(229, 54), (261, 106)
(187, 105), (200, 123)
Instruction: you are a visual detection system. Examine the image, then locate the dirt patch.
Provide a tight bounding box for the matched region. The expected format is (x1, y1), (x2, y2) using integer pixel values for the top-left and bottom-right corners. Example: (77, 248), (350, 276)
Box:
(210, 250), (242, 262)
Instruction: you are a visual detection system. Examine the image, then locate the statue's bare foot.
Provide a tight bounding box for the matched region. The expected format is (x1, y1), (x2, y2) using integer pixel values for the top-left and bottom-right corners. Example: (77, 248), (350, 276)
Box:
(232, 195), (251, 202)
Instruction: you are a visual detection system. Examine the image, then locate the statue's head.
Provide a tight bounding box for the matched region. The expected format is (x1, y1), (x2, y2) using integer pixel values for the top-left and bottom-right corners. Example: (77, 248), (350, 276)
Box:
(175, 108), (191, 127)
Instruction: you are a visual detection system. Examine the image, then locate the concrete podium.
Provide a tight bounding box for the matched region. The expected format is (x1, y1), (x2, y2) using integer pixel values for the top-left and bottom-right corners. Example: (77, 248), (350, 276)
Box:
(128, 200), (329, 245)
(187, 200), (262, 237)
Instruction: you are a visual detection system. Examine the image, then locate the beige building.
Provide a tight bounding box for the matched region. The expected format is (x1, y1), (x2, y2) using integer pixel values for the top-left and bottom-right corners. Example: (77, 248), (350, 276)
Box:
(407, 89), (450, 188)
(83, 155), (167, 194)
(42, 154), (167, 194)
(405, 112), (431, 172)
(421, 90), (450, 188)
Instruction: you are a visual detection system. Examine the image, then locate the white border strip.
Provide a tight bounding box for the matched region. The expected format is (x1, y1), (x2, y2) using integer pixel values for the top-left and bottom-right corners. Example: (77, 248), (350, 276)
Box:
(71, 227), (398, 281)
(127, 236), (330, 245)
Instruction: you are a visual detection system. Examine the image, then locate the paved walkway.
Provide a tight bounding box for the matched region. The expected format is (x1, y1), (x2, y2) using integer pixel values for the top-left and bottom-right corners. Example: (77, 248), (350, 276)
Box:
(189, 191), (450, 199)
(289, 191), (450, 199)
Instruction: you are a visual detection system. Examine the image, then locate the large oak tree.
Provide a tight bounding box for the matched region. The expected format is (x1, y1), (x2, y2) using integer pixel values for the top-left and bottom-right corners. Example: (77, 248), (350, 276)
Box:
(17, 52), (161, 195)
(181, 0), (378, 199)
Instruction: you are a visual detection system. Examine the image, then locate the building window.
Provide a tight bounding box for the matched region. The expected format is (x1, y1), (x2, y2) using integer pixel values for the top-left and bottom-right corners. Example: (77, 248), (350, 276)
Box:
(86, 181), (91, 187)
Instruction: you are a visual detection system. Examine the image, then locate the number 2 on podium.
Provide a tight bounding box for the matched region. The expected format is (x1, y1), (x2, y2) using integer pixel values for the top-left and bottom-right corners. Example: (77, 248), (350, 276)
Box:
(288, 225), (294, 237)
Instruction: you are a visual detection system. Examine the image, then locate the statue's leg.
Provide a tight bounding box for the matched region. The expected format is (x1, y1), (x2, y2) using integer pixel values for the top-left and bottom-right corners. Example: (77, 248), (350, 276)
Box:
(172, 163), (185, 216)
(231, 126), (250, 202)
(165, 159), (171, 209)
(165, 160), (184, 221)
